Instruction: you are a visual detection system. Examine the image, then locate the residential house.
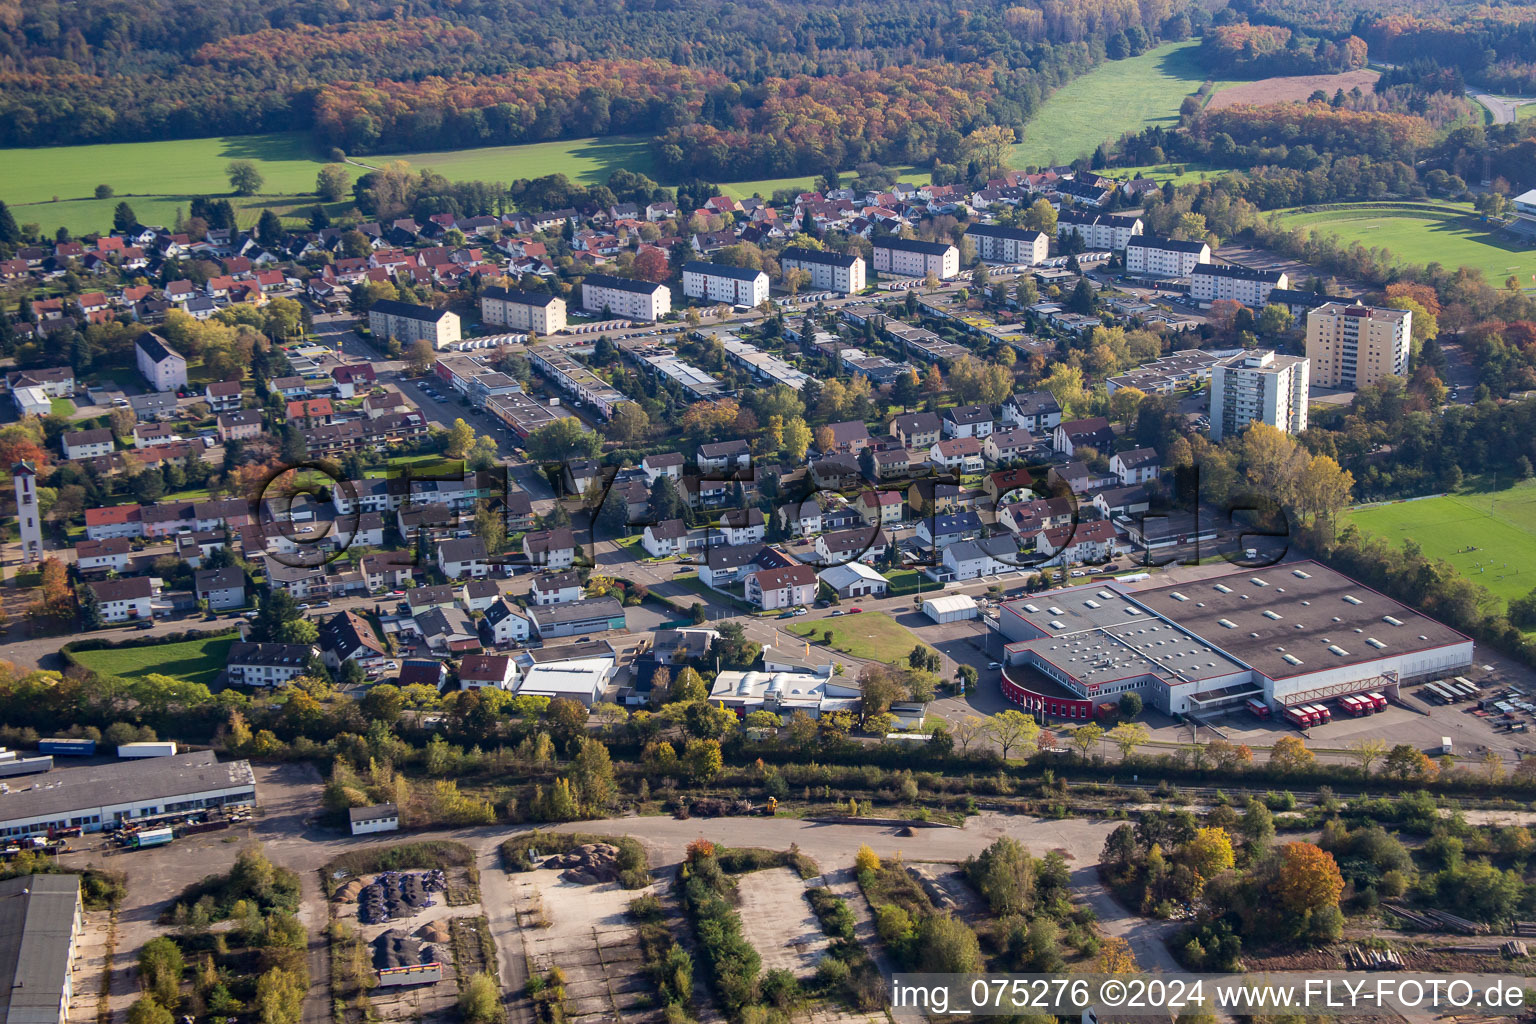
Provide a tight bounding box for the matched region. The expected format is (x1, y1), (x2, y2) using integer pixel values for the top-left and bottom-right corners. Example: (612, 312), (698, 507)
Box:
(437, 538), (489, 579)
(1037, 519), (1120, 563)
(929, 438), (984, 473)
(193, 567), (246, 610)
(218, 411), (263, 443)
(745, 564), (818, 610)
(824, 420), (871, 453)
(204, 380), (242, 413)
(479, 599), (532, 646)
(74, 537), (131, 574)
(813, 528), (889, 566)
(1110, 447), (1161, 486)
(890, 411), (941, 449)
(942, 404), (994, 438)
(458, 654), (518, 691)
(460, 579), (501, 613)
(581, 274), (671, 321)
(1052, 417), (1115, 456)
(89, 577), (156, 622)
(530, 571), (583, 606)
(915, 511), (983, 548)
(62, 428), (113, 461)
(716, 507), (766, 545)
(84, 504), (143, 540)
(817, 562), (889, 599)
(1125, 235), (1211, 279)
(1002, 391), (1062, 432)
(522, 528), (575, 570)
(696, 439), (751, 474)
(941, 535), (1021, 580)
(983, 427), (1038, 465)
(319, 611), (390, 673)
(857, 490), (904, 527)
(226, 642), (316, 687)
(368, 299), (462, 349)
(134, 331), (188, 392)
(641, 452), (684, 484)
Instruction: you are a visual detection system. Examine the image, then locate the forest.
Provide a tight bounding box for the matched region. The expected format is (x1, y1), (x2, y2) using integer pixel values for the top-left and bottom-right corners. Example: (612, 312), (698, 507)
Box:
(0, 0), (1186, 163)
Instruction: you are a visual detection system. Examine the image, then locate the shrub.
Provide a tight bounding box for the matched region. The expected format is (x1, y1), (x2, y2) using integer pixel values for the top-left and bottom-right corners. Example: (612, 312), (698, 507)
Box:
(855, 844), (881, 874)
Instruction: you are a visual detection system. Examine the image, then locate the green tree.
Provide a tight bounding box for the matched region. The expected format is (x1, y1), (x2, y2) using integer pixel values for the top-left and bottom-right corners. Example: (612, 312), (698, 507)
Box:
(256, 209), (285, 246)
(965, 837), (1036, 916)
(139, 937), (185, 1008)
(526, 418), (601, 462)
(458, 973), (501, 1024)
(1118, 691), (1143, 718)
(316, 165), (352, 202)
(128, 1000), (174, 1024)
(446, 418), (476, 459)
(113, 201), (138, 233)
(568, 737), (617, 811)
(0, 201), (19, 244)
(227, 161), (264, 196)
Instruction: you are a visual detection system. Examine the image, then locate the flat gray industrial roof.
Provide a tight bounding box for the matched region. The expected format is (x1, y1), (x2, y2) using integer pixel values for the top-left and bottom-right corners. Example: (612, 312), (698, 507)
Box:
(1132, 560), (1471, 679)
(1004, 584), (1245, 685)
(0, 873), (80, 1024)
(0, 751), (255, 825)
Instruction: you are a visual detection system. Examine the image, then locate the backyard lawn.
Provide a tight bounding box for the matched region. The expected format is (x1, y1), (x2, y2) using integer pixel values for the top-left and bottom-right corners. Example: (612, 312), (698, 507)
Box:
(788, 610), (936, 661)
(71, 632), (239, 689)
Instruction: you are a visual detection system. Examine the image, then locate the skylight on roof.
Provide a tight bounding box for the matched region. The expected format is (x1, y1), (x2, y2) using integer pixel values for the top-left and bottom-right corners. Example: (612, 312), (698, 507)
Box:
(1282, 653), (1303, 665)
(1218, 618), (1237, 628)
(1263, 610), (1281, 620)
(1084, 600), (1101, 608)
(1250, 577), (1268, 587)
(1214, 584), (1233, 593)
(1343, 594), (1363, 605)
(1293, 569), (1312, 578)
(1383, 615), (1403, 626)
(1171, 591), (1188, 601)
(1328, 644), (1348, 656)
(1366, 638), (1386, 649)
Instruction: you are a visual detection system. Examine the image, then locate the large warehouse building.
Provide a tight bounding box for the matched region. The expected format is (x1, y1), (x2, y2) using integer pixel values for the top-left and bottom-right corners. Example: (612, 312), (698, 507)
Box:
(0, 751), (256, 839)
(996, 561), (1474, 720)
(0, 874), (83, 1024)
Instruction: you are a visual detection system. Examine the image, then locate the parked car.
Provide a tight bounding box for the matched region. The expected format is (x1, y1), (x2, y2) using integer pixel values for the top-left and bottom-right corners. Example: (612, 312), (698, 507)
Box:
(987, 661), (1002, 670)
(830, 610), (845, 617)
(777, 610), (796, 619)
(849, 607), (864, 614)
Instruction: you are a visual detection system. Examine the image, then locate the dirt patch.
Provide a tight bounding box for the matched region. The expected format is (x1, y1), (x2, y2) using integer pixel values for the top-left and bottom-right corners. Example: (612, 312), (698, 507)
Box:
(510, 867), (664, 1022)
(1208, 69), (1379, 110)
(372, 928), (443, 970)
(737, 866), (831, 980)
(419, 920), (452, 944)
(358, 870), (447, 924)
(542, 842), (625, 885)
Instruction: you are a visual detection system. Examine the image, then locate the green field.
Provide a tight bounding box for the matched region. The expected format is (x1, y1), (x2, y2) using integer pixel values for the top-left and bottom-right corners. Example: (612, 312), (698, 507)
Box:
(1011, 39), (1218, 169)
(1345, 481), (1536, 611)
(787, 610), (936, 661)
(720, 166), (933, 201)
(1276, 202), (1536, 286)
(71, 632), (238, 689)
(365, 135), (659, 186)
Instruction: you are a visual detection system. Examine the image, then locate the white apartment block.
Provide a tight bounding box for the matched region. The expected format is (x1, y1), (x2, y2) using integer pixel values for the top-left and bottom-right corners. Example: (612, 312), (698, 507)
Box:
(480, 287), (567, 334)
(1191, 264), (1289, 306)
(873, 237), (959, 279)
(1209, 350), (1310, 442)
(1305, 302), (1411, 389)
(779, 247), (866, 295)
(1055, 211), (1143, 250)
(368, 300), (462, 349)
(965, 224), (1049, 265)
(581, 273), (671, 321)
(134, 331), (187, 392)
(682, 262), (769, 307)
(1124, 235), (1211, 278)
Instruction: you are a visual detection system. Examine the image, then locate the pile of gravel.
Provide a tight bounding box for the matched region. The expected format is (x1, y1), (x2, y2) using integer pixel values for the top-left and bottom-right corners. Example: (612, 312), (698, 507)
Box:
(357, 870), (447, 923)
(371, 928), (441, 969)
(544, 843), (624, 885)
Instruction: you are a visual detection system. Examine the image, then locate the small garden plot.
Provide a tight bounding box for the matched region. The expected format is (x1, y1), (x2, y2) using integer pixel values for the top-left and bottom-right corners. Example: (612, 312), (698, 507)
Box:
(510, 866), (663, 1023)
(736, 866), (831, 980)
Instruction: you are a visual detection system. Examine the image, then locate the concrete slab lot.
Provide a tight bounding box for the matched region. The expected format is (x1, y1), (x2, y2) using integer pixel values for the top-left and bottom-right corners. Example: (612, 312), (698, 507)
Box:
(510, 868), (661, 1023)
(736, 866), (830, 979)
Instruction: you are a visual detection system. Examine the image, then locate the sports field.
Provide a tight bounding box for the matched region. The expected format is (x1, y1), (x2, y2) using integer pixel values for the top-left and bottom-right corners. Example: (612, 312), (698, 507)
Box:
(1345, 481), (1536, 610)
(1276, 202), (1536, 286)
(1011, 39), (1219, 169)
(71, 632), (238, 689)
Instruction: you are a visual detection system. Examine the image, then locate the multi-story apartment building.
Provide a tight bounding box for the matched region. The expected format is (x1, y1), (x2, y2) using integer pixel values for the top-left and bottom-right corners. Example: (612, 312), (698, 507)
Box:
(964, 224), (1049, 264)
(681, 262), (770, 307)
(479, 287), (567, 334)
(1124, 235), (1211, 278)
(779, 247), (866, 295)
(1190, 264), (1289, 307)
(368, 300), (462, 349)
(1209, 350), (1310, 442)
(581, 274), (671, 321)
(1305, 302), (1411, 389)
(1055, 210), (1143, 250)
(872, 237), (959, 279)
(134, 331), (187, 392)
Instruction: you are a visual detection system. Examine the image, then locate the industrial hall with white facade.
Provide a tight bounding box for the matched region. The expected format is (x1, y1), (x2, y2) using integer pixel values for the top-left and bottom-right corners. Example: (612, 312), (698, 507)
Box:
(995, 560), (1475, 721)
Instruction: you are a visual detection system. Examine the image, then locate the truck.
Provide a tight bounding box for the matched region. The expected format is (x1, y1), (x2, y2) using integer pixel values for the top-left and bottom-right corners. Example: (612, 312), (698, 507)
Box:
(0, 756), (53, 778)
(130, 827), (174, 849)
(117, 742), (178, 759)
(1245, 698), (1270, 719)
(1441, 737), (1454, 755)
(1282, 706), (1314, 729)
(1306, 703), (1332, 724)
(39, 737), (96, 756)
(1339, 696), (1369, 717)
